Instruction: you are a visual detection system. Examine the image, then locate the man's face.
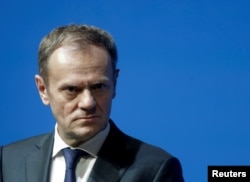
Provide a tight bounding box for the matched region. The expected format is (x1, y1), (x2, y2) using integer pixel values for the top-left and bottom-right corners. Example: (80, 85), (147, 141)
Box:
(35, 45), (118, 146)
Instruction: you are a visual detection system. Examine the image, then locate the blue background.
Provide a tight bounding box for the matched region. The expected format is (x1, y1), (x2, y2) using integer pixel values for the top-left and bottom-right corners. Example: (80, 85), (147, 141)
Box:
(0, 1), (249, 181)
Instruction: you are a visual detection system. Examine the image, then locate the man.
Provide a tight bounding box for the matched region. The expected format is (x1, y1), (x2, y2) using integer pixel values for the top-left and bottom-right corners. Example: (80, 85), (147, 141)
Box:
(0, 24), (184, 182)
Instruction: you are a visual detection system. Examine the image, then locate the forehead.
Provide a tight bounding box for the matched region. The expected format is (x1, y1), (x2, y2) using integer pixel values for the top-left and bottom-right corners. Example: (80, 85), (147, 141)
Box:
(52, 44), (110, 63)
(47, 45), (113, 82)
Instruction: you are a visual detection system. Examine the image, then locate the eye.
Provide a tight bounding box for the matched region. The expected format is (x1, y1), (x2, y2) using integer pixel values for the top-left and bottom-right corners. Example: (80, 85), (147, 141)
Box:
(91, 83), (108, 91)
(66, 86), (80, 93)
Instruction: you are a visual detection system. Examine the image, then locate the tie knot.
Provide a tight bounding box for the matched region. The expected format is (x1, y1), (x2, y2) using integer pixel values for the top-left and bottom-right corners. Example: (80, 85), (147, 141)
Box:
(62, 148), (88, 170)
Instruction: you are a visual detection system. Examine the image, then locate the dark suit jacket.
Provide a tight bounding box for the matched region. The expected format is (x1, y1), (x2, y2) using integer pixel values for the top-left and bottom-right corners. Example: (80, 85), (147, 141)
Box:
(0, 121), (184, 182)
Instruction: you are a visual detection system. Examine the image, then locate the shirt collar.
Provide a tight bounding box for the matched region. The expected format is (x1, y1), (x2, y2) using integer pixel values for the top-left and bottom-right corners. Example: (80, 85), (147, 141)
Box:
(52, 122), (110, 158)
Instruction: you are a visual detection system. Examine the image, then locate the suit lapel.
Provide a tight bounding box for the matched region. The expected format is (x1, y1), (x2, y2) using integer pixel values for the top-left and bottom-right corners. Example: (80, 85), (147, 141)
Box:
(25, 133), (54, 182)
(88, 121), (139, 182)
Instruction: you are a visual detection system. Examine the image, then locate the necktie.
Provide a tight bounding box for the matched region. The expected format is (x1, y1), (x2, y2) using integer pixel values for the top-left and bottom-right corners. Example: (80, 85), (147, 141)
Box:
(62, 148), (88, 182)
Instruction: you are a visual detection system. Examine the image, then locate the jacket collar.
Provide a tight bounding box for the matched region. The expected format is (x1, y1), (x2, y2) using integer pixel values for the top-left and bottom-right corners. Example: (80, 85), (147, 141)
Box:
(25, 133), (54, 182)
(88, 120), (140, 182)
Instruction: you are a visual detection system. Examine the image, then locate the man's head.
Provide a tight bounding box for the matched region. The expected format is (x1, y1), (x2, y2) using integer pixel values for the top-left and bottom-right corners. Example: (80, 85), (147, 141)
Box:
(38, 24), (118, 84)
(35, 24), (119, 147)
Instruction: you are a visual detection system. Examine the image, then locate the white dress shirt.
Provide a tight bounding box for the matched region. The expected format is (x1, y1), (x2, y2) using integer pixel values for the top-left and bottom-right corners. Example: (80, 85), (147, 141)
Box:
(50, 123), (110, 182)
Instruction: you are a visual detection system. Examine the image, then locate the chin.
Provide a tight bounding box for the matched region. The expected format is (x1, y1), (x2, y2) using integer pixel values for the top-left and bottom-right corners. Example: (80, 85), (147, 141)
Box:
(74, 127), (98, 140)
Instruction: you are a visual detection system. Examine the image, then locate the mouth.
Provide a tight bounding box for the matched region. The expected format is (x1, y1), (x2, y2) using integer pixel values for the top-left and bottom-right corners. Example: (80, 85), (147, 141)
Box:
(74, 116), (100, 122)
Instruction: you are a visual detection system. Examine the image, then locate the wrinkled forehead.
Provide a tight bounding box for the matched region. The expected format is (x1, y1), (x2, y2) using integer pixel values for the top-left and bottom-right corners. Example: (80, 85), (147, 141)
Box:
(48, 44), (112, 71)
(55, 42), (111, 60)
(46, 45), (115, 85)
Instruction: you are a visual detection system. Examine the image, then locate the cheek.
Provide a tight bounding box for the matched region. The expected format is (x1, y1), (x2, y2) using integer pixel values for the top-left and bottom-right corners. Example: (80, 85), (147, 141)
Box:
(63, 101), (78, 116)
(98, 96), (113, 112)
(49, 98), (74, 120)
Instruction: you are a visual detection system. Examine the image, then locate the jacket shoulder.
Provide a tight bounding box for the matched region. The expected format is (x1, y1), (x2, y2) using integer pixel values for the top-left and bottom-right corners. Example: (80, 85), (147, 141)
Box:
(103, 121), (184, 181)
(2, 133), (53, 156)
(126, 134), (174, 161)
(106, 121), (176, 164)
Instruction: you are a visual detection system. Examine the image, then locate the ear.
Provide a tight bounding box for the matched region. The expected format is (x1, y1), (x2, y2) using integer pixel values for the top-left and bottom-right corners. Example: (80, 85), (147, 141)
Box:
(35, 75), (50, 105)
(112, 69), (120, 99)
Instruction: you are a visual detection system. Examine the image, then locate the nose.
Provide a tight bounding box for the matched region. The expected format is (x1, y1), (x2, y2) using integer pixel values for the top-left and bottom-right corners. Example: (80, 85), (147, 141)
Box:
(78, 89), (96, 110)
